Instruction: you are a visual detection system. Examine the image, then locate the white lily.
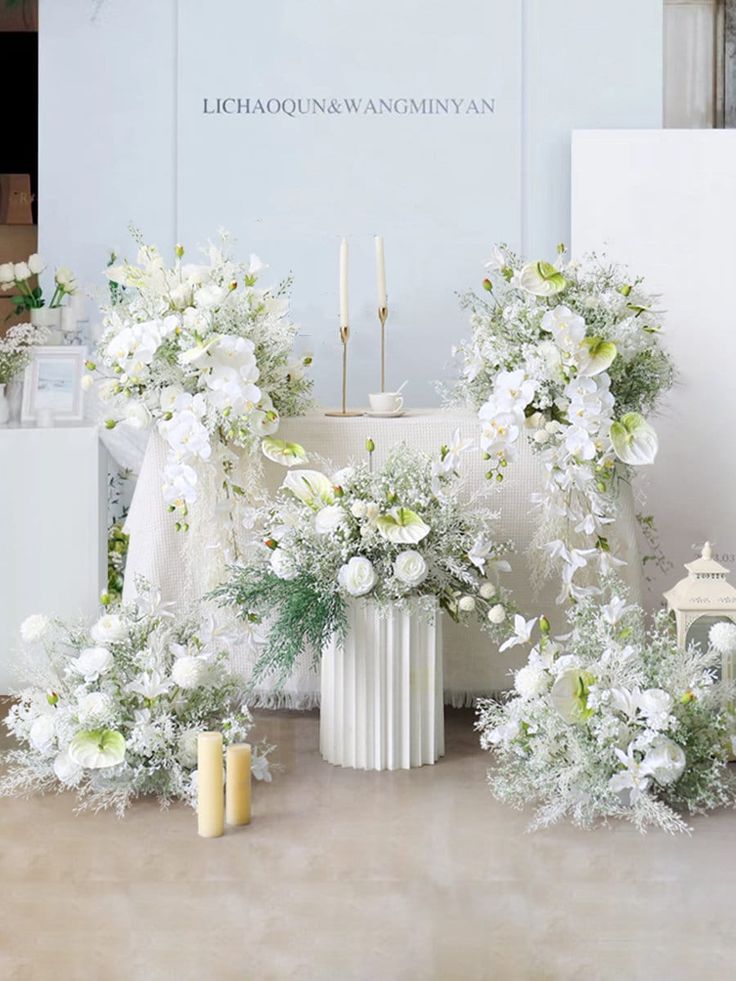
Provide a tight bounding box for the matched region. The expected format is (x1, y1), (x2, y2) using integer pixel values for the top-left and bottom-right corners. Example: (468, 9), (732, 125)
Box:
(499, 615), (538, 652)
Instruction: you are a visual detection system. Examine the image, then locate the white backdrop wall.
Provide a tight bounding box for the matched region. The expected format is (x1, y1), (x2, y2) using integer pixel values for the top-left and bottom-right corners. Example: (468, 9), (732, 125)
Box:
(39, 0), (662, 406)
(572, 129), (736, 603)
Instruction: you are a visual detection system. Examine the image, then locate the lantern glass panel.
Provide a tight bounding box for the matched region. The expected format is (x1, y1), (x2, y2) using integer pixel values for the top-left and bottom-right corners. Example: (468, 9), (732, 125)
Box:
(685, 615), (734, 679)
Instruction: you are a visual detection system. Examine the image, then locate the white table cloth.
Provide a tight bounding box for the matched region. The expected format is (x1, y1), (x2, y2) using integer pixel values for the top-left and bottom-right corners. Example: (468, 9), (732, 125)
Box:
(124, 409), (645, 704)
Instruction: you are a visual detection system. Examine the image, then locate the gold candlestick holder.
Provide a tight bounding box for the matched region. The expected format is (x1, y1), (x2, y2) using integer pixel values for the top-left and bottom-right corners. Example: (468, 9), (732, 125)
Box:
(325, 324), (362, 417)
(378, 304), (388, 392)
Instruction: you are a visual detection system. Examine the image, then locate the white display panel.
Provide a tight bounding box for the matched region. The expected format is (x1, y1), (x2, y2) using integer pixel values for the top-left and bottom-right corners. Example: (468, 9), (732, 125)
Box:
(572, 129), (736, 603)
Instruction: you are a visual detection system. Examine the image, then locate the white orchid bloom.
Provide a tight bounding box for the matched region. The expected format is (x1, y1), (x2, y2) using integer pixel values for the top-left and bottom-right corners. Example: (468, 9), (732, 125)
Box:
(601, 596), (631, 626)
(499, 615), (538, 652)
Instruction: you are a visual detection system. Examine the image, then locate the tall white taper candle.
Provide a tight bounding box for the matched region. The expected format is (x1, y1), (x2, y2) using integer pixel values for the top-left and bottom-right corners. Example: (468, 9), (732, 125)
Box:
(375, 235), (387, 310)
(339, 237), (349, 328)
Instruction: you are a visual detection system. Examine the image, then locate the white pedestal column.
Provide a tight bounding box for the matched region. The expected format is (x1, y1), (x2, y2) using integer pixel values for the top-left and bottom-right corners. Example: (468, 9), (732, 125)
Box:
(320, 599), (444, 770)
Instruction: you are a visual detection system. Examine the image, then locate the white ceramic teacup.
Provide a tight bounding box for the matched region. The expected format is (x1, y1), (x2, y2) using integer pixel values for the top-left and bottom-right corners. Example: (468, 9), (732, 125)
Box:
(368, 391), (403, 414)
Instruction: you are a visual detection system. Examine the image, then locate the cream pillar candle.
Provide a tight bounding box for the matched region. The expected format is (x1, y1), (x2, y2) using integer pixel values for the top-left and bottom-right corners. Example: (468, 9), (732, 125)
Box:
(226, 743), (252, 826)
(197, 731), (224, 838)
(339, 237), (349, 328)
(374, 235), (387, 310)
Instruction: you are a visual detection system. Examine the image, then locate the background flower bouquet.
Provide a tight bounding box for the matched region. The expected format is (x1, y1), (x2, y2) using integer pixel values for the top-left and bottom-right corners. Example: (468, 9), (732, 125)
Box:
(452, 245), (675, 601)
(1, 584), (272, 815)
(216, 437), (514, 685)
(477, 587), (735, 833)
(89, 230), (313, 530)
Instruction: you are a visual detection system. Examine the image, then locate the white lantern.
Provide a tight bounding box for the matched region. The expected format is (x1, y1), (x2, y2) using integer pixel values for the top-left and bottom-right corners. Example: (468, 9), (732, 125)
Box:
(663, 542), (736, 683)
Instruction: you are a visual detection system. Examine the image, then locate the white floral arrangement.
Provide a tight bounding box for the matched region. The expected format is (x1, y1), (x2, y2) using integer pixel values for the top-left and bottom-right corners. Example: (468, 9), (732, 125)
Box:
(477, 590), (735, 834)
(0, 319), (49, 384)
(216, 435), (515, 683)
(1, 584), (272, 815)
(89, 230), (313, 530)
(452, 246), (675, 601)
(0, 252), (76, 315)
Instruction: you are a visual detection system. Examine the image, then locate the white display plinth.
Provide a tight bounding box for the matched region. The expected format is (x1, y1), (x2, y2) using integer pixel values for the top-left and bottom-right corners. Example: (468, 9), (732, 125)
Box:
(0, 425), (107, 693)
(320, 599), (444, 771)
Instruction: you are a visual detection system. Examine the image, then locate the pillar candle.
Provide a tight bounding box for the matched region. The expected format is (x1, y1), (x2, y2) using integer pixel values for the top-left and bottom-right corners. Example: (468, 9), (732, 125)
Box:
(339, 237), (349, 328)
(197, 731), (224, 838)
(375, 235), (387, 310)
(226, 743), (252, 826)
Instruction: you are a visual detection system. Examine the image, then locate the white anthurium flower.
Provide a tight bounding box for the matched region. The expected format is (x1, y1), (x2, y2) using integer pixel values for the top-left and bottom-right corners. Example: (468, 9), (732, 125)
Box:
(577, 337), (617, 376)
(125, 670), (172, 700)
(282, 470), (335, 508)
(20, 614), (50, 644)
(162, 462), (198, 506)
(518, 261), (567, 297)
(28, 253), (45, 275)
(376, 507), (430, 545)
(499, 615), (538, 653)
(261, 437), (308, 467)
(609, 744), (653, 803)
(393, 550), (428, 588)
(709, 621), (736, 655)
(69, 729), (126, 769)
(550, 668), (596, 723)
(514, 663), (549, 699)
(610, 413), (658, 466)
(314, 503), (349, 536)
(338, 556), (377, 597)
(29, 715), (56, 754)
(270, 547), (299, 581)
(73, 647), (113, 682)
(171, 655), (206, 690)
(53, 749), (83, 786)
(643, 737), (686, 786)
(90, 613), (127, 645)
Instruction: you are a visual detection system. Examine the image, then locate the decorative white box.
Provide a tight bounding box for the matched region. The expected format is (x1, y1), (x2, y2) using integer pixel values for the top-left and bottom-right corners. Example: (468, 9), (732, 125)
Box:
(320, 598), (445, 771)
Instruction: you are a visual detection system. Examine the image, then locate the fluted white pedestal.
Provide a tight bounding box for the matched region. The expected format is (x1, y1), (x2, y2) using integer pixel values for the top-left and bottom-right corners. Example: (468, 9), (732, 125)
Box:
(320, 599), (445, 770)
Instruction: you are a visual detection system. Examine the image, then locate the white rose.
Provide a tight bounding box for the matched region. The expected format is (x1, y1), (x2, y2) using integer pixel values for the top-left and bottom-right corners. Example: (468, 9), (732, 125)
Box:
(458, 595), (476, 613)
(20, 613), (50, 643)
(479, 583), (496, 601)
(78, 691), (115, 726)
(171, 656), (205, 690)
(488, 604), (506, 624)
(338, 556), (376, 597)
(350, 500), (367, 519)
(514, 663), (548, 699)
(177, 728), (201, 767)
(28, 253), (45, 275)
(74, 646), (113, 682)
(0, 261), (14, 284)
(643, 737), (686, 786)
(270, 547), (299, 581)
(90, 614), (127, 645)
(314, 504), (349, 536)
(638, 688), (673, 725)
(393, 550), (428, 589)
(29, 715), (56, 755)
(13, 261), (31, 282)
(53, 749), (82, 786)
(124, 401), (152, 430)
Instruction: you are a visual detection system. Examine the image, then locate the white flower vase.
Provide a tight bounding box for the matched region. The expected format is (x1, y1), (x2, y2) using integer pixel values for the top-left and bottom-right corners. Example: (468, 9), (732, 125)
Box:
(30, 307), (62, 345)
(5, 379), (22, 422)
(320, 598), (445, 770)
(0, 384), (9, 426)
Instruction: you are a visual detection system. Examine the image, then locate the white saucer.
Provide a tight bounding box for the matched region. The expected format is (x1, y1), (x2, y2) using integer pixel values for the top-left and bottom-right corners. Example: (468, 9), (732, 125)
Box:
(364, 408), (406, 418)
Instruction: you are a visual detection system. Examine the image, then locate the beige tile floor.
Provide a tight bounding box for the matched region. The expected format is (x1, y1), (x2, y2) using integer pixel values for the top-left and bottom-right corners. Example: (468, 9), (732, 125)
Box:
(1, 706), (735, 981)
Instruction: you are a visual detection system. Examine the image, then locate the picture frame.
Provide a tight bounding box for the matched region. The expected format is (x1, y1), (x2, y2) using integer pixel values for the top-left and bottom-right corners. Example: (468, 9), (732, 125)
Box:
(21, 345), (87, 424)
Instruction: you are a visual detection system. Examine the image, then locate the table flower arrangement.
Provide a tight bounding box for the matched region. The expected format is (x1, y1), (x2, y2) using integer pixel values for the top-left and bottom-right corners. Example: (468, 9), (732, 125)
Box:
(452, 245), (675, 601)
(0, 252), (76, 315)
(0, 583), (272, 815)
(477, 589), (735, 834)
(216, 437), (514, 684)
(89, 230), (313, 532)
(0, 319), (49, 386)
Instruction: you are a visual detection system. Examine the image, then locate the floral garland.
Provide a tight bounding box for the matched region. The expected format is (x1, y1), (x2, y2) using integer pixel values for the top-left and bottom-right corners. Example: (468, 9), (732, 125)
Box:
(453, 246), (674, 602)
(1, 584), (273, 815)
(477, 589), (735, 834)
(216, 435), (515, 684)
(89, 230), (313, 533)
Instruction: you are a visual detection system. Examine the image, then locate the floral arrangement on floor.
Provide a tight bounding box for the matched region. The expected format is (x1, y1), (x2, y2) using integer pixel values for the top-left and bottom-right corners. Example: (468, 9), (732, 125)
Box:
(0, 252), (76, 315)
(88, 229), (313, 533)
(216, 435), (515, 684)
(0, 583), (272, 815)
(476, 588), (735, 834)
(452, 245), (675, 601)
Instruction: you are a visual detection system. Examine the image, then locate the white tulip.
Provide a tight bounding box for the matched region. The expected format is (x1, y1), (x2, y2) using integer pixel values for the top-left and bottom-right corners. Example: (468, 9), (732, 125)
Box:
(0, 261), (14, 284)
(338, 556), (376, 597)
(55, 266), (76, 292)
(393, 550), (428, 589)
(13, 261), (31, 282)
(28, 253), (45, 275)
